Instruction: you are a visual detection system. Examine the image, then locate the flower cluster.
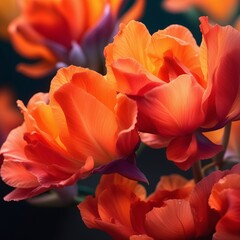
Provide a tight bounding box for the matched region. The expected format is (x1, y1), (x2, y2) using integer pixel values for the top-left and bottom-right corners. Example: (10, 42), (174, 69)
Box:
(79, 164), (240, 239)
(0, 0), (240, 239)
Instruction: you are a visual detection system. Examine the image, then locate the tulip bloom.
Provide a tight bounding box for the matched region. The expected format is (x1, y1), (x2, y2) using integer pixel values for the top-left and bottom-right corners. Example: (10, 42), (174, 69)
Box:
(79, 173), (195, 240)
(209, 174), (240, 239)
(79, 164), (240, 239)
(105, 17), (240, 170)
(9, 0), (145, 77)
(190, 163), (240, 239)
(0, 65), (143, 201)
(162, 0), (238, 23)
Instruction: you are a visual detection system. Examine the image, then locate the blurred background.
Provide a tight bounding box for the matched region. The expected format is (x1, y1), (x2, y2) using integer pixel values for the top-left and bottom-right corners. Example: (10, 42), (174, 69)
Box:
(0, 0), (203, 239)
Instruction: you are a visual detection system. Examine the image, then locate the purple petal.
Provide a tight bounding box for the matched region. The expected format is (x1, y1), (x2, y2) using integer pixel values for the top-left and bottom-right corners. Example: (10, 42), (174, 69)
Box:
(68, 41), (87, 66)
(93, 155), (148, 183)
(81, 4), (116, 72)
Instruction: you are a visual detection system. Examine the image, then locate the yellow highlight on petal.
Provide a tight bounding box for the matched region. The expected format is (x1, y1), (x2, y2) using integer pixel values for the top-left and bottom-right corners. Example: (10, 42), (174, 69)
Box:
(31, 103), (58, 139)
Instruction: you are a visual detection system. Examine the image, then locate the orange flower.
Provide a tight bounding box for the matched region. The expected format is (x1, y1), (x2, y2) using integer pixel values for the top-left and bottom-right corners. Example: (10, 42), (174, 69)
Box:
(105, 17), (240, 170)
(80, 164), (240, 239)
(0, 88), (22, 145)
(162, 0), (238, 23)
(9, 0), (145, 77)
(209, 173), (240, 239)
(0, 65), (143, 201)
(79, 173), (195, 240)
(190, 163), (240, 238)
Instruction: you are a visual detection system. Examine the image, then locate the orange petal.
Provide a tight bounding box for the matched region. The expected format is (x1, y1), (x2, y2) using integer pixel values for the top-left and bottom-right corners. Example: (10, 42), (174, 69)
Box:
(80, 190), (137, 240)
(115, 94), (139, 156)
(167, 133), (222, 170)
(199, 0), (238, 22)
(148, 25), (204, 85)
(201, 17), (240, 127)
(98, 184), (137, 231)
(54, 81), (118, 164)
(145, 200), (195, 239)
(105, 20), (153, 89)
(189, 169), (227, 236)
(162, 0), (193, 13)
(21, 0), (72, 48)
(9, 18), (56, 61)
(140, 133), (172, 149)
(1, 161), (39, 189)
(137, 74), (204, 137)
(209, 174), (240, 212)
(17, 61), (55, 79)
(154, 174), (194, 192)
(83, 0), (105, 28)
(209, 174), (240, 239)
(110, 58), (163, 95)
(120, 0), (146, 24)
(56, 0), (87, 40)
(95, 173), (146, 199)
(0, 125), (39, 188)
(71, 69), (117, 112)
(148, 174), (194, 203)
(78, 195), (100, 228)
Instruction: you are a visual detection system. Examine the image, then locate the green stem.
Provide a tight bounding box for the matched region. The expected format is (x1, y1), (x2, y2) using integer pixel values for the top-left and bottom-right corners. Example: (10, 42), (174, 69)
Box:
(192, 160), (203, 183)
(213, 122), (232, 169)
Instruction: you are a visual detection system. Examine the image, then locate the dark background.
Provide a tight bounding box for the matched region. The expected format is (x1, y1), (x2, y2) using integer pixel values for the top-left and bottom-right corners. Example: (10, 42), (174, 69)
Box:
(0, 1), (200, 239)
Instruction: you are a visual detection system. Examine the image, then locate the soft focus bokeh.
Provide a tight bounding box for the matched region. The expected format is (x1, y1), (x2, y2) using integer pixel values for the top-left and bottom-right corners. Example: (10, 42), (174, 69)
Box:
(1, 0), (238, 239)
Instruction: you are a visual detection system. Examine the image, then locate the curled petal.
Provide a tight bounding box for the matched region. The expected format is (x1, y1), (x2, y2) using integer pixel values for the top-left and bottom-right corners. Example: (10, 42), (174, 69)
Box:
(201, 17), (240, 127)
(105, 20), (153, 89)
(167, 133), (223, 170)
(93, 156), (148, 183)
(115, 93), (139, 156)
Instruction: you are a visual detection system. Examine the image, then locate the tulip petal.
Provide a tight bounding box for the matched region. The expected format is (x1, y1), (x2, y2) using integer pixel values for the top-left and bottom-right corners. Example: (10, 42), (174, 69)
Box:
(148, 174), (195, 202)
(189, 169), (228, 237)
(140, 133), (172, 149)
(115, 93), (139, 156)
(3, 186), (48, 202)
(71, 69), (116, 112)
(145, 199), (195, 239)
(167, 132), (223, 170)
(111, 58), (163, 95)
(130, 200), (156, 234)
(162, 0), (192, 13)
(98, 185), (134, 226)
(149, 24), (203, 84)
(56, 0), (86, 40)
(54, 81), (118, 164)
(9, 18), (56, 61)
(82, 5), (115, 72)
(105, 20), (153, 89)
(17, 62), (56, 79)
(120, 0), (146, 24)
(137, 74), (204, 137)
(93, 156), (148, 183)
(78, 195), (100, 228)
(201, 17), (240, 127)
(1, 161), (39, 189)
(95, 173), (146, 199)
